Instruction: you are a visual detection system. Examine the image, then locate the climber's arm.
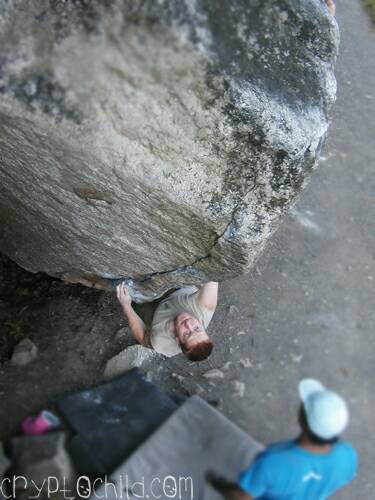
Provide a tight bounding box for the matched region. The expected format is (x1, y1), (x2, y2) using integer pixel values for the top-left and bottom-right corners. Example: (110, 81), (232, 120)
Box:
(116, 284), (151, 347)
(324, 0), (335, 16)
(197, 281), (219, 311)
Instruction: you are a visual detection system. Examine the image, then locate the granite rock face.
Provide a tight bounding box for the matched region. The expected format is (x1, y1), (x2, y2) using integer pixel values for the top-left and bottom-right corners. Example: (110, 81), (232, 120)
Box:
(0, 0), (339, 301)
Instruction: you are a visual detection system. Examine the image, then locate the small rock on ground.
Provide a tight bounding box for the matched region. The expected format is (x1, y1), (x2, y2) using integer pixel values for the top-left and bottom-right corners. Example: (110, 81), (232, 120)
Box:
(104, 345), (158, 380)
(228, 305), (240, 316)
(203, 369), (225, 379)
(10, 338), (38, 366)
(232, 381), (246, 398)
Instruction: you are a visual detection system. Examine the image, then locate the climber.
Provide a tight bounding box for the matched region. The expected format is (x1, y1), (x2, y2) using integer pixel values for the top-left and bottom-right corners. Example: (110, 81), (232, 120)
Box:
(207, 378), (357, 499)
(116, 281), (218, 361)
(324, 0), (336, 16)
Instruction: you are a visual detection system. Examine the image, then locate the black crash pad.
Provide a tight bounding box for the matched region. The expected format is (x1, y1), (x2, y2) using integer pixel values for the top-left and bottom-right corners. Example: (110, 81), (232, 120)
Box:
(57, 369), (178, 476)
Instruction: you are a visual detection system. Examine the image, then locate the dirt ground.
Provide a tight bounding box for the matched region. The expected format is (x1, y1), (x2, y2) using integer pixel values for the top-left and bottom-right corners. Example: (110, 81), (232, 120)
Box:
(0, 254), (132, 438)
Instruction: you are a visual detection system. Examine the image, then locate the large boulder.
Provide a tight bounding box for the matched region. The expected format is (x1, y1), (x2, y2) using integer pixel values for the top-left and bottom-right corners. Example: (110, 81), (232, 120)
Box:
(0, 0), (339, 301)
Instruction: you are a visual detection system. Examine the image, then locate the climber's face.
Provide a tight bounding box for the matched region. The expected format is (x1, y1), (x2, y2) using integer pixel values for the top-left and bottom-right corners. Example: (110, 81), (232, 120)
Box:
(174, 312), (209, 347)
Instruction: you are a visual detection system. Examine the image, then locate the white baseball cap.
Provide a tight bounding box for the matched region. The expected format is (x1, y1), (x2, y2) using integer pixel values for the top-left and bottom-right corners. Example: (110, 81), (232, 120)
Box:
(298, 378), (349, 440)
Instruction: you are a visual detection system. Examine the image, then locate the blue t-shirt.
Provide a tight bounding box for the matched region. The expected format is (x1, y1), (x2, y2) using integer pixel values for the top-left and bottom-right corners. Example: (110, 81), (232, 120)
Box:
(239, 440), (358, 500)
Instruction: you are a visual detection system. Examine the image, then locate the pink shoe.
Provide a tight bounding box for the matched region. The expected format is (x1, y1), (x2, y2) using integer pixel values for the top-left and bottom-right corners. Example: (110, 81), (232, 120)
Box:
(21, 410), (60, 436)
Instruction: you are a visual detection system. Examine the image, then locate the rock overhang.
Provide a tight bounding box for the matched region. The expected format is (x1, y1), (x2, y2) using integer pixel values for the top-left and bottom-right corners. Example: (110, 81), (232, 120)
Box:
(0, 0), (339, 300)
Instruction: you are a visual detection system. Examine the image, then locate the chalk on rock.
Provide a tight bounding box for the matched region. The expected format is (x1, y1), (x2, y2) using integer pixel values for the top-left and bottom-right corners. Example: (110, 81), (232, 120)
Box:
(104, 345), (158, 381)
(11, 433), (74, 500)
(10, 338), (38, 366)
